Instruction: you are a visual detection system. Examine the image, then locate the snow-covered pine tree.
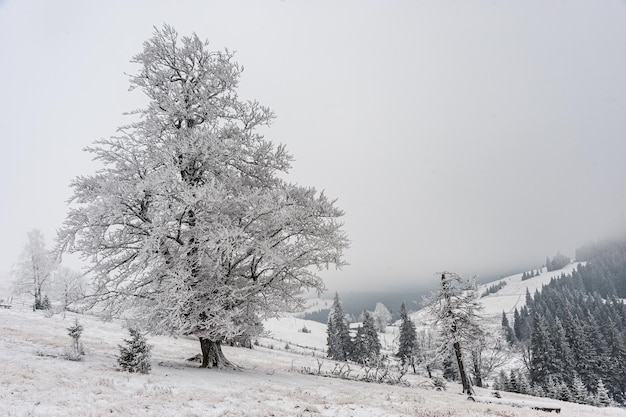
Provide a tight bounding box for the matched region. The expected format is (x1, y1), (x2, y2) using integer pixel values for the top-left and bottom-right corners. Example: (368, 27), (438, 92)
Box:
(529, 313), (556, 387)
(571, 374), (590, 404)
(57, 25), (348, 369)
(397, 302), (417, 370)
(118, 328), (152, 374)
(66, 318), (84, 360)
(595, 379), (612, 407)
(41, 294), (51, 310)
(501, 311), (516, 344)
(360, 311), (381, 364)
(351, 325), (365, 363)
(327, 293), (351, 361)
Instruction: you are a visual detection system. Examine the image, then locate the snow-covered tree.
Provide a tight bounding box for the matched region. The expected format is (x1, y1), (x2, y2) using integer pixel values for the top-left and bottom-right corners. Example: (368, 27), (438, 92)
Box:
(530, 313), (556, 387)
(12, 229), (58, 309)
(469, 330), (509, 388)
(327, 293), (352, 361)
(501, 311), (516, 345)
(66, 318), (84, 360)
(51, 266), (86, 314)
(571, 374), (590, 404)
(415, 328), (438, 378)
(595, 379), (612, 407)
(352, 311), (380, 364)
(57, 25), (348, 369)
(396, 302), (417, 370)
(118, 327), (152, 374)
(371, 302), (392, 333)
(426, 272), (483, 394)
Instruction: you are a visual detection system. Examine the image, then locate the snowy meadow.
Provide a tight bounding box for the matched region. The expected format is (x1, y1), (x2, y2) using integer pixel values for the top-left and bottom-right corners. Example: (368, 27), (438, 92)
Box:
(1, 302), (623, 417)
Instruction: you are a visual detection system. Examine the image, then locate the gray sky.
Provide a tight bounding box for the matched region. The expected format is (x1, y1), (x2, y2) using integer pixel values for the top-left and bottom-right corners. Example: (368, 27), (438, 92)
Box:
(1, 0), (626, 292)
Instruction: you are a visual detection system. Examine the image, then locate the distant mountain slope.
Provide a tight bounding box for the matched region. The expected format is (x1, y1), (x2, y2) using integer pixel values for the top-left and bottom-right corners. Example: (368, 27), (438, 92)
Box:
(407, 262), (584, 327)
(476, 262), (583, 318)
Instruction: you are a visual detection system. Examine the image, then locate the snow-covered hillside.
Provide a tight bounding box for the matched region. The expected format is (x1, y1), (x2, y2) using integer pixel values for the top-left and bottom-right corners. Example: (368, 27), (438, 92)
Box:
(476, 262), (583, 318)
(408, 263), (584, 329)
(1, 294), (621, 416)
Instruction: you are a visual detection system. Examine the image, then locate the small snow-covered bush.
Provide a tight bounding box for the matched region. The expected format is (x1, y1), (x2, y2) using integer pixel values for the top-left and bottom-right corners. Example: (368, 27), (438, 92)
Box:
(117, 328), (152, 374)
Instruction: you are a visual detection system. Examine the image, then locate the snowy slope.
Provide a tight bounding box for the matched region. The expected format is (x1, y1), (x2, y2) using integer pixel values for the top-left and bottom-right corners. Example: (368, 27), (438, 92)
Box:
(477, 262), (583, 319)
(1, 304), (621, 417)
(408, 262), (584, 327)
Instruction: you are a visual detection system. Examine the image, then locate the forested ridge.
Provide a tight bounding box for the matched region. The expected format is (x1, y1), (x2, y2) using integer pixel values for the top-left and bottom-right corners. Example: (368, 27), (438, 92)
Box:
(506, 238), (626, 403)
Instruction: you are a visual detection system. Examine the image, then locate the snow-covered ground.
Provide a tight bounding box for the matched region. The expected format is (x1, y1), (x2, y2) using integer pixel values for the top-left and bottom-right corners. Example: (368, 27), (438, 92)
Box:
(476, 263), (583, 318)
(1, 299), (622, 417)
(407, 263), (584, 329)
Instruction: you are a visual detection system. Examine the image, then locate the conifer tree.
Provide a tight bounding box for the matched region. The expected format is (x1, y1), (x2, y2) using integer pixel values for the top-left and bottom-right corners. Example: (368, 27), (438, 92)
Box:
(501, 312), (516, 344)
(551, 317), (574, 384)
(326, 293), (351, 361)
(359, 311), (381, 364)
(118, 327), (152, 374)
(571, 375), (589, 404)
(66, 318), (84, 361)
(595, 379), (612, 407)
(530, 313), (556, 386)
(350, 325), (365, 363)
(397, 302), (417, 369)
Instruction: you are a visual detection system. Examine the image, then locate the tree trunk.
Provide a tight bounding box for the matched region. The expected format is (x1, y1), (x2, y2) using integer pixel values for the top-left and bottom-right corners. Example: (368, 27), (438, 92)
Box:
(453, 341), (473, 395)
(199, 337), (238, 369)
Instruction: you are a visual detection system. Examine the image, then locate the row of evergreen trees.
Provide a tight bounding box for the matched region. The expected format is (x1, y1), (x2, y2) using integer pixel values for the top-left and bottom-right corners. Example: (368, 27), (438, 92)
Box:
(545, 251), (571, 272)
(493, 369), (613, 407)
(505, 239), (626, 404)
(481, 281), (506, 297)
(521, 270), (540, 281)
(327, 292), (420, 369)
(327, 293), (381, 364)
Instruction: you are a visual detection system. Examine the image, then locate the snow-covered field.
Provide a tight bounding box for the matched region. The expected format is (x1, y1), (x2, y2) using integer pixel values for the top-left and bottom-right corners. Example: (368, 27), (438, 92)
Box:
(476, 263), (583, 318)
(407, 263), (585, 330)
(1, 300), (622, 417)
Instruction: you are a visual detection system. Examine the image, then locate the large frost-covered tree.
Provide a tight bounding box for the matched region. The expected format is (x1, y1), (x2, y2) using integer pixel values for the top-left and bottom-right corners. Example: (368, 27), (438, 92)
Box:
(427, 272), (483, 394)
(57, 25), (348, 368)
(12, 229), (58, 309)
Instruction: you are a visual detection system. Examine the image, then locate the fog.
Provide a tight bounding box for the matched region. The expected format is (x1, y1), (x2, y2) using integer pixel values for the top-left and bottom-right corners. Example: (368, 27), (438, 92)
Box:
(1, 1), (626, 293)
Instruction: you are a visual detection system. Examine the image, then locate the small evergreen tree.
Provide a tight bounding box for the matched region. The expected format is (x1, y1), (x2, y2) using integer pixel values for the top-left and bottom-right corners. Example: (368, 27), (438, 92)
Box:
(66, 318), (84, 360)
(571, 375), (589, 404)
(595, 379), (612, 407)
(118, 327), (152, 374)
(41, 294), (51, 310)
(397, 302), (417, 370)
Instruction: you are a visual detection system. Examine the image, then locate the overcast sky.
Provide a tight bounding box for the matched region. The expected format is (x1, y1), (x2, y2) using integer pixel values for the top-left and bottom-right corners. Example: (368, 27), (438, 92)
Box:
(1, 0), (626, 292)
